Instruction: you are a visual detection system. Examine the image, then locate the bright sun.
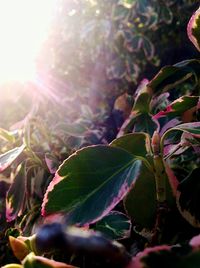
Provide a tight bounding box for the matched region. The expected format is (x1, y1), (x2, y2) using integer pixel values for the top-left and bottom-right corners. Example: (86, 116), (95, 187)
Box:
(0, 0), (55, 84)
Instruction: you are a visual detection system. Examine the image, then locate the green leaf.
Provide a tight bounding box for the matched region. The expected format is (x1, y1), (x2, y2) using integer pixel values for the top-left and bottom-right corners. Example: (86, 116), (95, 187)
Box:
(42, 146), (142, 225)
(124, 164), (156, 229)
(187, 7), (200, 52)
(6, 165), (26, 222)
(147, 60), (200, 95)
(176, 168), (200, 228)
(0, 145), (25, 173)
(133, 80), (151, 114)
(110, 132), (151, 158)
(94, 211), (131, 240)
(132, 113), (159, 137)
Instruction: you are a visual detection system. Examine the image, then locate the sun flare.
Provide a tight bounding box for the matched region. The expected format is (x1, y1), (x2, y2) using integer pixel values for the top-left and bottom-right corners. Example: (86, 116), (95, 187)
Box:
(0, 0), (55, 84)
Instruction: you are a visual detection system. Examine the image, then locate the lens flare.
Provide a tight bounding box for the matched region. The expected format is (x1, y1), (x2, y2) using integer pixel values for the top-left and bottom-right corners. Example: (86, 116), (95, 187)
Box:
(0, 0), (55, 84)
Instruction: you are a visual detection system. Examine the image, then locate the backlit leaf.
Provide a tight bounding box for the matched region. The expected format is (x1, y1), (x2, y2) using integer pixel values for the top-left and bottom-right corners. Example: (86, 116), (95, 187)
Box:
(0, 145), (25, 173)
(42, 146), (142, 226)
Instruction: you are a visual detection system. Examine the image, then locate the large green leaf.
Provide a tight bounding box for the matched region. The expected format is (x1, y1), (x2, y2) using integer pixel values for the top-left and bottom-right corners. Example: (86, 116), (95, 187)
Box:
(94, 211), (131, 240)
(187, 7), (200, 52)
(0, 145), (25, 173)
(42, 146), (142, 225)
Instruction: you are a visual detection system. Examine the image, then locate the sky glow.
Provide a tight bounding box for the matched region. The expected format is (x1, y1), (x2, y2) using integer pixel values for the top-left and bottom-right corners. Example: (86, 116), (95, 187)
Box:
(0, 0), (55, 83)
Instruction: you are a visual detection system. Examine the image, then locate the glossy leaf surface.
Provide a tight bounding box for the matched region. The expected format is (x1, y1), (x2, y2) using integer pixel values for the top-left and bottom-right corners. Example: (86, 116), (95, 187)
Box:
(42, 146), (142, 225)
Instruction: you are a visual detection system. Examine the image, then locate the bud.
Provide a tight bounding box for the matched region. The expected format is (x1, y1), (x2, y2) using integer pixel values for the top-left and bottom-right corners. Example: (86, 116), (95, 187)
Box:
(9, 236), (29, 261)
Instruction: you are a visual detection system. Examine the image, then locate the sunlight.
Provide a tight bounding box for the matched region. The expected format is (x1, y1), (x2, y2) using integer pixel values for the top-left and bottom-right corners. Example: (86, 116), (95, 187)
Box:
(0, 0), (55, 84)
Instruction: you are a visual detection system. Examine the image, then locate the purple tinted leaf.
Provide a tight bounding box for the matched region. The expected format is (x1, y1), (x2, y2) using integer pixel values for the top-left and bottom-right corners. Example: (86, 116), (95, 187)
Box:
(0, 145), (25, 173)
(45, 154), (59, 174)
(6, 165), (25, 222)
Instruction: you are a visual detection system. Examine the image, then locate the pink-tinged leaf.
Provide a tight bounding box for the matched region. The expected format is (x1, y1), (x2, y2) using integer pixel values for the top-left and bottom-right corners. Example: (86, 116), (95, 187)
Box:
(0, 145), (25, 173)
(153, 96), (199, 120)
(6, 165), (26, 222)
(187, 6), (200, 51)
(42, 145), (142, 226)
(162, 122), (200, 144)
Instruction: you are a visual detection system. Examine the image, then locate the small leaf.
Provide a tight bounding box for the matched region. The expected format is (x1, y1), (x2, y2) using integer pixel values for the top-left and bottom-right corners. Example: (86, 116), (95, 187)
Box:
(9, 236), (29, 261)
(133, 80), (151, 114)
(42, 146), (142, 226)
(142, 37), (155, 60)
(0, 128), (16, 142)
(45, 154), (59, 174)
(94, 211), (131, 240)
(22, 252), (74, 268)
(148, 59), (200, 95)
(110, 132), (151, 158)
(112, 4), (130, 20)
(56, 122), (88, 137)
(125, 35), (142, 52)
(153, 96), (199, 120)
(176, 168), (200, 228)
(0, 145), (25, 173)
(159, 5), (173, 24)
(187, 6), (200, 51)
(164, 122), (200, 140)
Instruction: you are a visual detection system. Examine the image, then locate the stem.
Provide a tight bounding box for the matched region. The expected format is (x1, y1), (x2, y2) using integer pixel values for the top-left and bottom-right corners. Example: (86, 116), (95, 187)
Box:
(153, 155), (167, 203)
